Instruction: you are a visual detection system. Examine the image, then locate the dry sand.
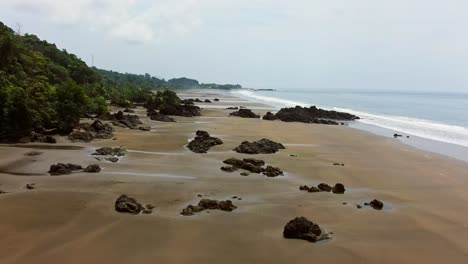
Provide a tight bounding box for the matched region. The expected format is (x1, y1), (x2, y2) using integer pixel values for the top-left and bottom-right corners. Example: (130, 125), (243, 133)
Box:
(1, 89), (468, 263)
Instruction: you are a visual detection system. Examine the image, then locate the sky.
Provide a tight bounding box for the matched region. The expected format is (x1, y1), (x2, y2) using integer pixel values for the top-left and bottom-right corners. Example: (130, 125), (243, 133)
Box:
(1, 0), (467, 91)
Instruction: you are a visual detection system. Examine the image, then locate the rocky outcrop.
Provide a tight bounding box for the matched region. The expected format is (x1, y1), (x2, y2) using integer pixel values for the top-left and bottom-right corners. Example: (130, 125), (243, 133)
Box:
(283, 217), (330, 243)
(243, 158), (265, 167)
(234, 138), (285, 154)
(48, 163), (83, 175)
(299, 183), (344, 193)
(187, 130), (223, 153)
(29, 132), (57, 143)
(147, 110), (175, 122)
(115, 194), (143, 214)
(269, 106), (359, 124)
(262, 166), (284, 177)
(229, 109), (260, 118)
(83, 164), (101, 173)
(317, 183), (332, 192)
(68, 129), (94, 142)
(159, 104), (201, 117)
(367, 199), (384, 210)
(262, 112), (277, 120)
(214, 98), (220, 102)
(332, 183), (345, 194)
(204, 99), (212, 103)
(93, 147), (127, 156)
(221, 166), (238, 172)
(90, 120), (114, 139)
(181, 199), (237, 216)
(111, 111), (142, 129)
(226, 107), (239, 110)
(222, 158), (283, 177)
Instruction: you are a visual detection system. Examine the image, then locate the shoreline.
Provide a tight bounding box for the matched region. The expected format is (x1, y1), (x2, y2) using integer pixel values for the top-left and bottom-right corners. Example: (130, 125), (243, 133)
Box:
(1, 89), (468, 263)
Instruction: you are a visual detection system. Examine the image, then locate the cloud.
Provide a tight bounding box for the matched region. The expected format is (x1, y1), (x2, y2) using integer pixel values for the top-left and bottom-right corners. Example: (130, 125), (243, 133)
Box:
(1, 0), (206, 44)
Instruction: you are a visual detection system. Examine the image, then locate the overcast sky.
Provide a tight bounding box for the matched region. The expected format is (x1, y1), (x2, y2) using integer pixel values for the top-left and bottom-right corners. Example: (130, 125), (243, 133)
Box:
(1, 0), (467, 91)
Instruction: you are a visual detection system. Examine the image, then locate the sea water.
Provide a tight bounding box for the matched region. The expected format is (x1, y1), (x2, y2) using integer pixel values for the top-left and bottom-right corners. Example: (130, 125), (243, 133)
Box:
(232, 89), (468, 162)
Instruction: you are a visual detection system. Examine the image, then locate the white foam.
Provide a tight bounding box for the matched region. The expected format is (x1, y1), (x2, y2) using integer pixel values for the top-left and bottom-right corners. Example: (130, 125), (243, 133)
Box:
(232, 90), (309, 108)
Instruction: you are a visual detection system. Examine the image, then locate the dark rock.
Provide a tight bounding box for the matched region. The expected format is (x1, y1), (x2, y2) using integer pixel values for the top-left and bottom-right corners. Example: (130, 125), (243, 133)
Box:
(48, 163), (83, 175)
(29, 132), (57, 144)
(243, 158), (265, 167)
(229, 109), (260, 118)
(394, 133), (403, 138)
(283, 217), (330, 243)
(111, 111), (142, 129)
(308, 187), (321, 193)
(218, 200), (237, 211)
(26, 183), (35, 190)
(290, 154), (298, 157)
(123, 108), (135, 113)
(187, 131), (223, 153)
(369, 199), (384, 210)
(221, 166), (238, 172)
(299, 185), (310, 191)
(204, 99), (212, 103)
(262, 112), (278, 120)
(222, 158), (263, 173)
(25, 151), (42, 156)
(240, 172), (250, 176)
(159, 104), (201, 117)
(83, 164), (101, 173)
(262, 166), (283, 177)
(357, 205), (362, 209)
(214, 98), (220, 102)
(226, 107), (239, 110)
(92, 147), (127, 156)
(333, 162), (344, 166)
(147, 110), (176, 122)
(68, 129), (94, 142)
(241, 163), (264, 173)
(275, 105), (359, 124)
(181, 205), (204, 216)
(197, 194), (203, 197)
(106, 157), (119, 163)
(223, 158), (245, 167)
(332, 183), (346, 194)
(181, 199), (237, 216)
(142, 208), (153, 214)
(139, 126), (151, 131)
(234, 138), (285, 154)
(115, 194), (143, 214)
(318, 183), (332, 192)
(90, 120), (114, 139)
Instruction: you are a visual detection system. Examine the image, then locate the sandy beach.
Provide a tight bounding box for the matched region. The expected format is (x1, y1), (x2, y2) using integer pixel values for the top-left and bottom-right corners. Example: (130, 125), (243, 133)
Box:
(1, 89), (468, 264)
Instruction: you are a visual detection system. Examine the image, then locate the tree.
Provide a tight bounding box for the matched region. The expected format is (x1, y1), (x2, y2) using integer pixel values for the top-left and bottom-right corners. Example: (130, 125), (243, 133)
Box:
(2, 86), (33, 139)
(55, 81), (87, 132)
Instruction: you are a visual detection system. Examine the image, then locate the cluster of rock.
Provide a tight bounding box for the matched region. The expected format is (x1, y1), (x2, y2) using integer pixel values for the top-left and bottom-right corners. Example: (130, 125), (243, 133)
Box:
(48, 163), (101, 175)
(159, 104), (201, 117)
(92, 147), (127, 163)
(68, 120), (114, 142)
(262, 106), (359, 124)
(115, 194), (154, 214)
(182, 98), (203, 104)
(204, 99), (212, 103)
(110, 111), (143, 129)
(363, 199), (384, 210)
(221, 158), (284, 177)
(146, 109), (175, 122)
(283, 217), (331, 243)
(17, 127), (58, 144)
(181, 199), (237, 216)
(229, 109), (260, 118)
(187, 130), (223, 153)
(299, 183), (345, 194)
(234, 138), (285, 154)
(226, 106), (239, 110)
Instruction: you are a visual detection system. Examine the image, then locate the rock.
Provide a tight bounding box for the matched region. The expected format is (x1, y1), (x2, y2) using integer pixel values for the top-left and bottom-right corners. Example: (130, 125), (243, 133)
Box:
(241, 163), (264, 173)
(262, 112), (277, 120)
(394, 133), (403, 138)
(243, 158), (265, 167)
(147, 110), (176, 122)
(299, 185), (310, 191)
(369, 199), (384, 210)
(262, 166), (283, 177)
(214, 98), (220, 102)
(204, 99), (212, 103)
(223, 158), (245, 167)
(139, 126), (151, 131)
(222, 158), (263, 173)
(356, 205), (362, 209)
(83, 164), (101, 173)
(181, 199), (237, 216)
(275, 105), (359, 123)
(26, 183), (35, 190)
(187, 131), (223, 153)
(197, 194), (203, 197)
(308, 187), (321, 193)
(234, 138), (285, 154)
(68, 129), (94, 142)
(218, 200), (237, 211)
(25, 151), (42, 156)
(123, 108), (135, 113)
(29, 132), (57, 144)
(226, 107), (239, 110)
(49, 163), (83, 175)
(283, 217), (330, 243)
(111, 111), (142, 129)
(332, 183), (346, 194)
(221, 166), (238, 172)
(240, 172), (250, 176)
(142, 208), (153, 214)
(115, 194), (143, 214)
(93, 147), (127, 156)
(317, 183), (332, 192)
(333, 162), (344, 166)
(159, 104), (201, 117)
(106, 157), (119, 163)
(90, 120), (114, 139)
(342, 202), (347, 205)
(290, 154), (298, 157)
(181, 205), (203, 216)
(229, 109), (260, 118)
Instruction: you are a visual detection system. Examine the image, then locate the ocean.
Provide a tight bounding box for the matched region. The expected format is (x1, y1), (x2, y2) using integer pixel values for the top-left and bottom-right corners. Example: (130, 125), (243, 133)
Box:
(232, 89), (468, 162)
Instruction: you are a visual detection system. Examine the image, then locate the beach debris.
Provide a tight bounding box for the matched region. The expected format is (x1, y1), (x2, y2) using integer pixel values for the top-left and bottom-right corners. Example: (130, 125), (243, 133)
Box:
(115, 194), (143, 214)
(273, 106), (359, 124)
(147, 110), (176, 122)
(368, 199), (384, 210)
(317, 183), (332, 192)
(262, 166), (284, 177)
(283, 217), (331, 243)
(83, 164), (101, 173)
(221, 166), (238, 172)
(48, 163), (83, 175)
(229, 109), (260, 118)
(26, 183), (36, 190)
(181, 199), (237, 216)
(234, 138), (285, 154)
(187, 130), (223, 153)
(332, 183), (346, 194)
(262, 112), (278, 120)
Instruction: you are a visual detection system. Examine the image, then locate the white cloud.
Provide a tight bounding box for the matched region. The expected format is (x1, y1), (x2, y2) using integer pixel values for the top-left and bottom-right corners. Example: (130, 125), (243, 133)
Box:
(1, 0), (206, 44)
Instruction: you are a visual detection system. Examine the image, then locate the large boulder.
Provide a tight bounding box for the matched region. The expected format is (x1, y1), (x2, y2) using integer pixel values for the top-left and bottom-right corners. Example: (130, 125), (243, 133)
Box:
(90, 120), (114, 139)
(283, 217), (330, 243)
(229, 109), (260, 118)
(262, 112), (277, 121)
(83, 164), (101, 173)
(187, 131), (223, 153)
(111, 111), (142, 129)
(115, 194), (143, 214)
(68, 129), (94, 142)
(275, 106), (359, 124)
(234, 138), (285, 154)
(49, 163), (83, 175)
(332, 183), (346, 194)
(262, 166), (283, 177)
(159, 104), (201, 117)
(369, 199), (384, 210)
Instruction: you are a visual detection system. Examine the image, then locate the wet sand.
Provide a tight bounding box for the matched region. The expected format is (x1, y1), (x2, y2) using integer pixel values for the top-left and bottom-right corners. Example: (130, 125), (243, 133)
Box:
(1, 89), (468, 263)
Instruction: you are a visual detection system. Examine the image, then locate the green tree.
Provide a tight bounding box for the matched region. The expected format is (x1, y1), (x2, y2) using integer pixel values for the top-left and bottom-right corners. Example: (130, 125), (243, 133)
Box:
(55, 81), (87, 132)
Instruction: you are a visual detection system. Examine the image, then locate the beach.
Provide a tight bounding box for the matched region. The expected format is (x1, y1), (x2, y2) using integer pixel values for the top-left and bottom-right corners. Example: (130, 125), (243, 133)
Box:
(1, 89), (468, 264)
